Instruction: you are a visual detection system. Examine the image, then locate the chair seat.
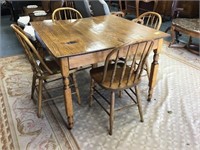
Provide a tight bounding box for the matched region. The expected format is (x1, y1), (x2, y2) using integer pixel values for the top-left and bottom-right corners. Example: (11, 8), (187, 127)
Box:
(90, 64), (140, 90)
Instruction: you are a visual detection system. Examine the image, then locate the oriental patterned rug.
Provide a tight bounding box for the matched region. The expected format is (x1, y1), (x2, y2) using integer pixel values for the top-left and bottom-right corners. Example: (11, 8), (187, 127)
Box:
(0, 45), (200, 150)
(0, 56), (79, 150)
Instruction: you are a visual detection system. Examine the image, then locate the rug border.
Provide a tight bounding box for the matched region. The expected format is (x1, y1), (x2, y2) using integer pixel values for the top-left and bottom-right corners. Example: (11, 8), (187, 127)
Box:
(0, 79), (20, 150)
(162, 41), (200, 70)
(162, 51), (200, 71)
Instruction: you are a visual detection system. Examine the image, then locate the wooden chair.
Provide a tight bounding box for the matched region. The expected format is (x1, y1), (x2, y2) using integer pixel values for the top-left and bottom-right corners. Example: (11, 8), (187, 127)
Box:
(89, 40), (154, 135)
(52, 7), (82, 21)
(10, 24), (81, 118)
(133, 11), (162, 30)
(132, 11), (162, 78)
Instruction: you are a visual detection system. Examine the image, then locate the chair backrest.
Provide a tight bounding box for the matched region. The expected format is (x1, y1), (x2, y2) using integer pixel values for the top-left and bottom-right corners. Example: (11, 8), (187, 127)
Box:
(74, 0), (92, 18)
(89, 0), (111, 16)
(101, 40), (154, 89)
(132, 11), (162, 30)
(52, 7), (83, 21)
(10, 24), (54, 76)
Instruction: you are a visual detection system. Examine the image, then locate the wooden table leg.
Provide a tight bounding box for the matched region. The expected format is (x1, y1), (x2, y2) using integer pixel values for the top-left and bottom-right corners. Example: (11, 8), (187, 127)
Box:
(170, 25), (176, 46)
(169, 25), (183, 48)
(147, 39), (163, 101)
(60, 58), (74, 129)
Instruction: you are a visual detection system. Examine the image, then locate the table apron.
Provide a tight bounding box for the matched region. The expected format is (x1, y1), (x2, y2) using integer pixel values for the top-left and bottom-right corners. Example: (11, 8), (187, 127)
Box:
(68, 39), (159, 69)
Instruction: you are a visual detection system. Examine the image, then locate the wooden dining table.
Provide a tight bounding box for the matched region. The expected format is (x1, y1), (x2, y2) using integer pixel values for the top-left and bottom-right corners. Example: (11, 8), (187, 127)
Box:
(31, 15), (169, 129)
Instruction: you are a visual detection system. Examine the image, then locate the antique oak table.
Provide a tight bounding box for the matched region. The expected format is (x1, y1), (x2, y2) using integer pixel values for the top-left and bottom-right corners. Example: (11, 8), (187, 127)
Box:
(31, 15), (169, 129)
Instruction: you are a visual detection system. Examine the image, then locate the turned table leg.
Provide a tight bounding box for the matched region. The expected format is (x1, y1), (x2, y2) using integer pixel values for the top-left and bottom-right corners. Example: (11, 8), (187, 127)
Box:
(148, 39), (163, 101)
(60, 58), (74, 129)
(169, 25), (176, 47)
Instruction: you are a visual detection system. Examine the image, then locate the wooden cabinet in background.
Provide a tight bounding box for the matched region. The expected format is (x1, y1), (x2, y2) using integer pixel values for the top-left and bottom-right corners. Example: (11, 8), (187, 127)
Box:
(155, 1), (173, 18)
(177, 1), (199, 18)
(155, 0), (199, 19)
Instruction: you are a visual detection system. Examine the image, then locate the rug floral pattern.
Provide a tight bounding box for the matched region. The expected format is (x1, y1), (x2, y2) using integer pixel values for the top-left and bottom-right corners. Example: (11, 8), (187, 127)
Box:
(0, 55), (79, 150)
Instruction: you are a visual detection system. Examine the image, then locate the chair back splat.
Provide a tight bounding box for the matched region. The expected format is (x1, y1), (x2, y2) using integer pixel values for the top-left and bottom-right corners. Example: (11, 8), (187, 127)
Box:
(101, 41), (154, 90)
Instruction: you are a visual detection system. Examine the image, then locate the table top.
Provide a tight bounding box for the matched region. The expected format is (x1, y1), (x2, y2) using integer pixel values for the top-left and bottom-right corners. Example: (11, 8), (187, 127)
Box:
(31, 15), (169, 58)
(172, 18), (200, 33)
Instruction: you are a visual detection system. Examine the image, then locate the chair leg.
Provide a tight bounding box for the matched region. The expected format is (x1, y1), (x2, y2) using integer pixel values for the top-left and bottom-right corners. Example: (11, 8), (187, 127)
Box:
(31, 74), (36, 99)
(89, 79), (95, 106)
(37, 79), (43, 118)
(71, 73), (81, 105)
(118, 90), (122, 98)
(135, 86), (144, 122)
(109, 91), (115, 135)
(145, 61), (150, 80)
